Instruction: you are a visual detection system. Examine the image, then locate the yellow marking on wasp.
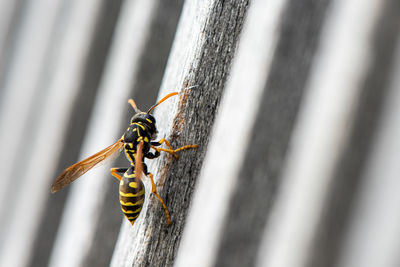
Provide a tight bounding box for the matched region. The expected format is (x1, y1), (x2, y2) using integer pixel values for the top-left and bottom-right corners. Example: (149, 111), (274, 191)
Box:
(119, 190), (144, 197)
(125, 151), (135, 162)
(144, 137), (149, 143)
(122, 206), (142, 214)
(129, 155), (135, 164)
(146, 118), (152, 123)
(125, 172), (136, 178)
(127, 143), (133, 148)
(129, 181), (139, 188)
(120, 199), (145, 206)
(126, 214), (140, 220)
(134, 123), (145, 130)
(137, 136), (143, 142)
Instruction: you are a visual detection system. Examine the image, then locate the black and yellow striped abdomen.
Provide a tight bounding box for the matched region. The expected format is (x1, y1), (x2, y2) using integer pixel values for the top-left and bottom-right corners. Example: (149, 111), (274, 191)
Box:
(119, 167), (145, 225)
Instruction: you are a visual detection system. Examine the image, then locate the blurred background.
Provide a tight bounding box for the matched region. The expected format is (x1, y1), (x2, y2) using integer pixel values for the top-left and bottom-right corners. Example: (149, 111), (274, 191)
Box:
(0, 0), (400, 267)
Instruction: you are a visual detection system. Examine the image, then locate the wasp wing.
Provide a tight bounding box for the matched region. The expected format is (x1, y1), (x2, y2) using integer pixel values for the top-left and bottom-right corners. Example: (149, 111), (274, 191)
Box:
(51, 139), (124, 193)
(134, 140), (144, 181)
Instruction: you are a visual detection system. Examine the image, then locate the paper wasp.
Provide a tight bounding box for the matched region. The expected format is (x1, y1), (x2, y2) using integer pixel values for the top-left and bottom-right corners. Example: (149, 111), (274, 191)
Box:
(51, 92), (198, 225)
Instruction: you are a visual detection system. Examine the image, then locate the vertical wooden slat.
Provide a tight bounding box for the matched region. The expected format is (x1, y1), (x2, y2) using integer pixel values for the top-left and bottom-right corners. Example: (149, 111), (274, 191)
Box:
(110, 1), (249, 266)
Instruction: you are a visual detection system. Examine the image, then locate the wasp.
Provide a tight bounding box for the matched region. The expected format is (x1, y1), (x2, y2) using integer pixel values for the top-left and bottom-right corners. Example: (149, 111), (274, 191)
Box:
(51, 92), (198, 225)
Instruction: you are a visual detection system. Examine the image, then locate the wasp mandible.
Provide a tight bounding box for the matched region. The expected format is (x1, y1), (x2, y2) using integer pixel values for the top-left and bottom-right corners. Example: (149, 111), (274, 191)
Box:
(51, 92), (198, 225)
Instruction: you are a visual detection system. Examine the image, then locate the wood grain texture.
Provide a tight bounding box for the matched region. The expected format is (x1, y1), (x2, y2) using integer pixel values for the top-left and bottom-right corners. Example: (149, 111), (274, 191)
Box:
(110, 1), (249, 266)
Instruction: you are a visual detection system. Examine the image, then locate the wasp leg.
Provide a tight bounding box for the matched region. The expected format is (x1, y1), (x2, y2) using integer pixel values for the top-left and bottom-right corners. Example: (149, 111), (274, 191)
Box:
(144, 150), (160, 159)
(151, 138), (198, 159)
(110, 167), (128, 181)
(148, 172), (171, 225)
(151, 138), (174, 149)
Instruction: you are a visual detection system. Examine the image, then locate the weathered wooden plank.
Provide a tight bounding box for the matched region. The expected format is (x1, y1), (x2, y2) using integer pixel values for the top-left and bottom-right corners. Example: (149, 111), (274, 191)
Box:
(110, 1), (249, 266)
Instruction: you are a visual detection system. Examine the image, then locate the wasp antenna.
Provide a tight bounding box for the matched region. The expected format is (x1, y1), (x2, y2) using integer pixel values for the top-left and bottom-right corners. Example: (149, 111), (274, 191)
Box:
(147, 92), (178, 113)
(128, 99), (141, 113)
(147, 85), (198, 114)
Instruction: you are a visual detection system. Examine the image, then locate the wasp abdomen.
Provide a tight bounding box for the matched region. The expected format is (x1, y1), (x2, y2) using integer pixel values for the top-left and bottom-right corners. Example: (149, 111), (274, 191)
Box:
(119, 167), (145, 225)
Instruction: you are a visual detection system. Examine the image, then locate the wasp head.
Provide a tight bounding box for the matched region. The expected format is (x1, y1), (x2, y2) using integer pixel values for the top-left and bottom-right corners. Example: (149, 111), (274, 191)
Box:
(130, 112), (158, 138)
